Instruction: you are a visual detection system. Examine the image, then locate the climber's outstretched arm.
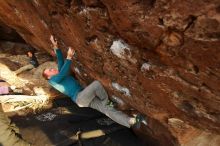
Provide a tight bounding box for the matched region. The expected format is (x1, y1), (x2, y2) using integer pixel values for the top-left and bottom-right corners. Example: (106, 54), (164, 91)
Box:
(50, 35), (64, 71)
(49, 47), (75, 83)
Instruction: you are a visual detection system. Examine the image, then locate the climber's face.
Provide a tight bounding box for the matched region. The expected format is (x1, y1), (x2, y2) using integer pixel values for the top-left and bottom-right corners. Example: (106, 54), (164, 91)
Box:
(27, 51), (33, 57)
(43, 68), (59, 79)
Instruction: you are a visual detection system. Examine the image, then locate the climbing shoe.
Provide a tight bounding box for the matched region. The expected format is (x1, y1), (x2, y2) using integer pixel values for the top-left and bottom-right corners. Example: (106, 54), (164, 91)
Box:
(106, 100), (117, 108)
(133, 114), (147, 129)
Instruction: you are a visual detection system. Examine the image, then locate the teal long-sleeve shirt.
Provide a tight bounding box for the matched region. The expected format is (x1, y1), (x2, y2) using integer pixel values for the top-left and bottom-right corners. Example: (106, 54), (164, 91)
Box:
(48, 49), (82, 102)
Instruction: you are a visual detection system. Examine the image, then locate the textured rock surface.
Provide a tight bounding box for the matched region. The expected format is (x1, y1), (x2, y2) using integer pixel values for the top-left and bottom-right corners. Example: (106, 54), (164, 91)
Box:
(0, 0), (220, 145)
(0, 20), (25, 42)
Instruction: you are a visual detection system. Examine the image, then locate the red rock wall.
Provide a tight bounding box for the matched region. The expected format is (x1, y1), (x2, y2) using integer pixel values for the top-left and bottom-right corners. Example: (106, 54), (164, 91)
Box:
(0, 20), (25, 42)
(0, 0), (219, 145)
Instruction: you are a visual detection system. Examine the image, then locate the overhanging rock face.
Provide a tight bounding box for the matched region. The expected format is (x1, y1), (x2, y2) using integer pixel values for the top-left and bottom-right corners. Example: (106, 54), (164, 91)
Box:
(0, 0), (219, 145)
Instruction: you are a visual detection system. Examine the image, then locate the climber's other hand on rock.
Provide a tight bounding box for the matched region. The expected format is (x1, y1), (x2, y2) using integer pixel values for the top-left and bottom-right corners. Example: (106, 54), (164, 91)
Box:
(67, 47), (75, 60)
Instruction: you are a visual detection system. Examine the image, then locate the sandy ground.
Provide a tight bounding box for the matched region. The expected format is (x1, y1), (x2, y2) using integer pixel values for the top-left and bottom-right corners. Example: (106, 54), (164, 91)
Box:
(8, 98), (146, 146)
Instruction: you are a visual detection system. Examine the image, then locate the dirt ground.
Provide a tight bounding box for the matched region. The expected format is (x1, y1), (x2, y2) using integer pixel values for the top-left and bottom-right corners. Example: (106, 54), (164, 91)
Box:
(7, 97), (149, 146)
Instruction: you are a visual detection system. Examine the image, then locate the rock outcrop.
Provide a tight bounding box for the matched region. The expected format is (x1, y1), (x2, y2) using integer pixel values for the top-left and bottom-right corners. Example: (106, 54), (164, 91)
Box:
(0, 0), (220, 145)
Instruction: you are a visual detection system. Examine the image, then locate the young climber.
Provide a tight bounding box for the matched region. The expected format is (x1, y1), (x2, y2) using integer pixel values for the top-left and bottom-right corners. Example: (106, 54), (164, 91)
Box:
(43, 35), (147, 128)
(15, 47), (39, 75)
